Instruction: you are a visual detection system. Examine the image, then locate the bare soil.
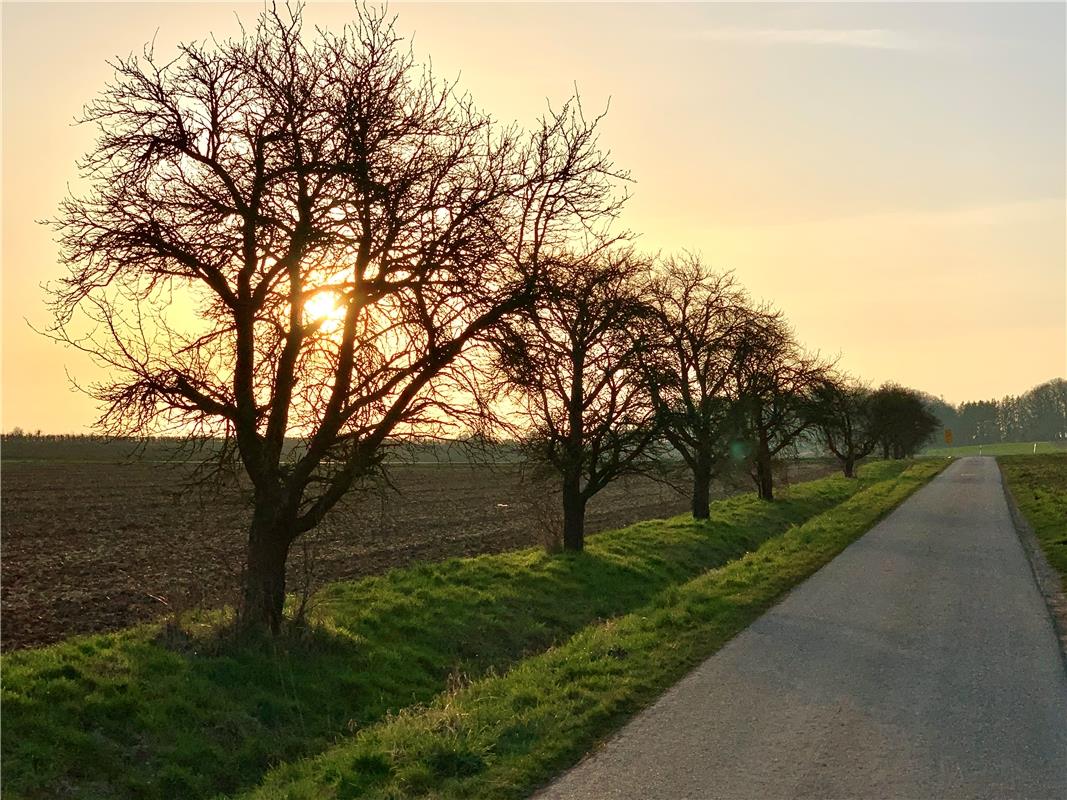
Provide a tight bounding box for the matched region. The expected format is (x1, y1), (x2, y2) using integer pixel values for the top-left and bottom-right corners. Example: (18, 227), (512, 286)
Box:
(0, 459), (835, 651)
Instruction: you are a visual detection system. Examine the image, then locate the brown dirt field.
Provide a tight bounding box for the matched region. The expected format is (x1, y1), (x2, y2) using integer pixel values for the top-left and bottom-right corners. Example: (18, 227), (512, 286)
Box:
(0, 459), (835, 651)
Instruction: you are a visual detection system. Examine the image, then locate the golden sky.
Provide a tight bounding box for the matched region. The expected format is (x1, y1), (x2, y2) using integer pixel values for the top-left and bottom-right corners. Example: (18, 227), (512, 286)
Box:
(3, 1), (1065, 432)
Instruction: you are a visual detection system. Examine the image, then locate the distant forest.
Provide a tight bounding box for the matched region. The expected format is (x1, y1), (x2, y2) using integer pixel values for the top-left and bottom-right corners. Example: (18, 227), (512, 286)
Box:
(923, 378), (1067, 445)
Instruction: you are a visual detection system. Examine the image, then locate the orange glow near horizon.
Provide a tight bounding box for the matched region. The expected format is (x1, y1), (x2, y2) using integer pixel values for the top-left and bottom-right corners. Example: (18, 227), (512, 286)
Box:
(2, 2), (1064, 433)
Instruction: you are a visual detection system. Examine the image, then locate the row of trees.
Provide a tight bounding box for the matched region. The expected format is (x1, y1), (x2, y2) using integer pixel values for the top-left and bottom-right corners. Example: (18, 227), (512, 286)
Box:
(46, 4), (939, 631)
(810, 382), (940, 472)
(926, 379), (1067, 445)
(490, 250), (941, 552)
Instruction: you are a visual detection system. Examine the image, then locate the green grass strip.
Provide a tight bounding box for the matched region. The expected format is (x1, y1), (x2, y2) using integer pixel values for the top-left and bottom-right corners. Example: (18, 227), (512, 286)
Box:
(925, 441), (1067, 457)
(241, 460), (945, 800)
(998, 454), (1067, 580)
(2, 462), (905, 800)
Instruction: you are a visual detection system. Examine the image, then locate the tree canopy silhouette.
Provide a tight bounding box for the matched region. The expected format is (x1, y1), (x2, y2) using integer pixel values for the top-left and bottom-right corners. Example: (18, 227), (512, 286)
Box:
(727, 312), (829, 500)
(47, 4), (628, 629)
(869, 384), (940, 459)
(809, 376), (880, 478)
(644, 255), (749, 518)
(491, 249), (657, 552)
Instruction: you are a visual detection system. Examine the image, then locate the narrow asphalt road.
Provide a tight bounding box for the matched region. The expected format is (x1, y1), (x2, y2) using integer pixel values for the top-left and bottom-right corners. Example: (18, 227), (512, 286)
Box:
(537, 457), (1067, 800)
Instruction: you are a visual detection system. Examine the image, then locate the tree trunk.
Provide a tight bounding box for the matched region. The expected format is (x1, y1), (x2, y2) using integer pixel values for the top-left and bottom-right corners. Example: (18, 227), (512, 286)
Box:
(755, 433), (774, 501)
(242, 510), (293, 634)
(562, 352), (586, 553)
(843, 456), (856, 478)
(691, 452), (713, 519)
(561, 473), (586, 552)
(881, 441), (890, 460)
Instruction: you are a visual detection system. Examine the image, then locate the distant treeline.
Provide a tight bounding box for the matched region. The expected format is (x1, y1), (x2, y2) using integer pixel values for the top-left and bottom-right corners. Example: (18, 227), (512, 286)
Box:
(923, 378), (1067, 445)
(9, 379), (1063, 460)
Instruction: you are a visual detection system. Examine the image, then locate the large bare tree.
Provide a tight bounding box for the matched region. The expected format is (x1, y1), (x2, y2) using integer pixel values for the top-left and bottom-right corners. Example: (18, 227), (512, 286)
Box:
(492, 249), (657, 552)
(644, 255), (749, 519)
(47, 4), (628, 630)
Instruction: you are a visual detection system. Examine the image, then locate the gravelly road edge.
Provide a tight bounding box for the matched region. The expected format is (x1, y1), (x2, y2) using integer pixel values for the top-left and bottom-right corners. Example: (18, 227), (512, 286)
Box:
(999, 461), (1067, 668)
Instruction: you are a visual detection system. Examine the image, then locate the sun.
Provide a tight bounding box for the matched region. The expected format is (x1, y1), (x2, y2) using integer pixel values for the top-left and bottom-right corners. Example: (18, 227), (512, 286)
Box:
(304, 290), (347, 330)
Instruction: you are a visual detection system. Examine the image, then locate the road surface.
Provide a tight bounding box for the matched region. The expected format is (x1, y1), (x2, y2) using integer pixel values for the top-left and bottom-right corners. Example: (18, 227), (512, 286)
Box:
(537, 457), (1067, 799)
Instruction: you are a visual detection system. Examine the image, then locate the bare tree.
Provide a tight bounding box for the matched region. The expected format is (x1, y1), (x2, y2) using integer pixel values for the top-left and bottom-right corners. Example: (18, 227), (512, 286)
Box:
(492, 249), (658, 552)
(810, 376), (879, 478)
(727, 312), (828, 500)
(46, 4), (628, 630)
(644, 255), (749, 519)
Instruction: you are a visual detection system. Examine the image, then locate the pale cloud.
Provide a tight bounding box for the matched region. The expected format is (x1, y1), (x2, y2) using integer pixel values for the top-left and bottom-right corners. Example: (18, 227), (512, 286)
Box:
(689, 27), (927, 51)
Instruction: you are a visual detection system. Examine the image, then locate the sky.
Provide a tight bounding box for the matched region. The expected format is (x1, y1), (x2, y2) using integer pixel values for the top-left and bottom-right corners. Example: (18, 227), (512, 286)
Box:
(2, 1), (1065, 433)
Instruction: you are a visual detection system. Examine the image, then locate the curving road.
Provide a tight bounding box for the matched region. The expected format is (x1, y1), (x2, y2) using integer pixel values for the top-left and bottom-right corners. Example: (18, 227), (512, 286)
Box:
(537, 457), (1067, 800)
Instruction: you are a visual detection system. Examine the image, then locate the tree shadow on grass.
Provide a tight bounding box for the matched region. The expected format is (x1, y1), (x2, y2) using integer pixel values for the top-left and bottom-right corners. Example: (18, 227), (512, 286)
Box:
(0, 472), (870, 800)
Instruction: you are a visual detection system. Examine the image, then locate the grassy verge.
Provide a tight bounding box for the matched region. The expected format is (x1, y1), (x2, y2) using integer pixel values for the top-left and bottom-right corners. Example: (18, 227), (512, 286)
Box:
(241, 460), (945, 800)
(2, 462), (908, 800)
(924, 441), (1067, 457)
(998, 454), (1067, 580)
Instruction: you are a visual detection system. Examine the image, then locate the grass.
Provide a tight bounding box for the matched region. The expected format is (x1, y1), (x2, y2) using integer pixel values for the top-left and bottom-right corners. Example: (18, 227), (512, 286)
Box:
(923, 441), (1067, 457)
(2, 461), (910, 800)
(241, 460), (946, 800)
(998, 453), (1067, 580)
